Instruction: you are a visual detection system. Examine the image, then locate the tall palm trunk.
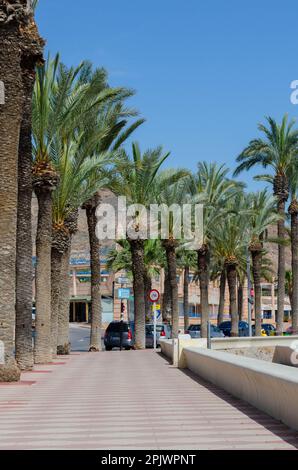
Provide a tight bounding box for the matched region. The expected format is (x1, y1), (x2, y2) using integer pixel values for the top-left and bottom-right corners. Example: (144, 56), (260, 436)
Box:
(183, 266), (190, 332)
(85, 195), (102, 352)
(34, 187), (54, 363)
(0, 22), (22, 382)
(57, 212), (78, 355)
(289, 199), (298, 334)
(15, 63), (35, 370)
(162, 268), (171, 322)
(164, 241), (179, 338)
(144, 270), (152, 321)
(130, 239), (146, 349)
(251, 247), (262, 336)
(15, 0), (44, 372)
(197, 245), (209, 338)
(217, 268), (226, 325)
(57, 245), (71, 354)
(51, 246), (62, 354)
(238, 280), (243, 321)
(226, 262), (238, 336)
(276, 198), (286, 335)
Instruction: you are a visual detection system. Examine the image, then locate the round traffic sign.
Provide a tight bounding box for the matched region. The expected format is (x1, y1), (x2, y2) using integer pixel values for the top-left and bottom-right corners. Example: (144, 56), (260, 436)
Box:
(149, 289), (160, 303)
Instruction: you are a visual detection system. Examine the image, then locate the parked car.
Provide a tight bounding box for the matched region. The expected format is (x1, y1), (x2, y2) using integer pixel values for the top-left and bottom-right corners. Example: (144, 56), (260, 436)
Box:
(104, 321), (133, 351)
(284, 326), (295, 336)
(145, 323), (171, 348)
(186, 324), (225, 338)
(218, 321), (250, 337)
(252, 323), (276, 336)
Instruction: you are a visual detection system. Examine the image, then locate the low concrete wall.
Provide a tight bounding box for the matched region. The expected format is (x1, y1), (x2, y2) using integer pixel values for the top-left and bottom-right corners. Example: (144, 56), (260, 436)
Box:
(160, 337), (207, 367)
(184, 346), (298, 431)
(273, 345), (298, 368)
(159, 339), (174, 361)
(212, 335), (298, 350)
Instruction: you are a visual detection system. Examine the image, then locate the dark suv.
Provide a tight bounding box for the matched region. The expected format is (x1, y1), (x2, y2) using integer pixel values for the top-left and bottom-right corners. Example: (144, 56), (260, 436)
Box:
(104, 321), (133, 351)
(218, 321), (250, 337)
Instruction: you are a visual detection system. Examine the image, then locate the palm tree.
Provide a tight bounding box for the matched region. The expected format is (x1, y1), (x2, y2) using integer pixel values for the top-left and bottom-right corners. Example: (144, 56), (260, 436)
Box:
(234, 115), (298, 335)
(288, 162), (298, 334)
(154, 170), (191, 338)
(50, 130), (112, 354)
(211, 213), (248, 336)
(0, 0), (30, 381)
(32, 56), (125, 361)
(82, 99), (145, 352)
(111, 143), (170, 348)
(190, 162), (244, 337)
(246, 190), (281, 335)
(285, 270), (293, 311)
(15, 4), (44, 370)
(177, 248), (196, 332)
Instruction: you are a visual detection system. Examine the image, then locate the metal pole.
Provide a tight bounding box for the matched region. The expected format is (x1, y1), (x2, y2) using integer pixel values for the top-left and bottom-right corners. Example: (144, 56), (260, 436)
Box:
(207, 320), (211, 349)
(153, 302), (157, 351)
(247, 250), (252, 337)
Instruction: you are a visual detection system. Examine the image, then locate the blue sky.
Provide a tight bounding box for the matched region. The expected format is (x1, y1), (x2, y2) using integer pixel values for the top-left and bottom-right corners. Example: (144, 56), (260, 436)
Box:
(36, 0), (298, 190)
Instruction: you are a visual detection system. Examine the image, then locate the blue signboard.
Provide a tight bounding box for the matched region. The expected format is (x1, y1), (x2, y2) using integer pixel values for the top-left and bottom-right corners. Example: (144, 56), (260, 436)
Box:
(118, 288), (131, 299)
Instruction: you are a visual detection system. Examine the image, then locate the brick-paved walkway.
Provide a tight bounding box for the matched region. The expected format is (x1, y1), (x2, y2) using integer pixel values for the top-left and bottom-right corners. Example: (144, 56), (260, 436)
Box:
(0, 350), (298, 450)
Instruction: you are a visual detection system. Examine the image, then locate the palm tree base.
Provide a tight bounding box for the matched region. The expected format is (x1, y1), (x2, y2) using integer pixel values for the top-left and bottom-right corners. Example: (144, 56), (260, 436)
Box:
(57, 343), (71, 355)
(89, 346), (100, 352)
(0, 361), (21, 382)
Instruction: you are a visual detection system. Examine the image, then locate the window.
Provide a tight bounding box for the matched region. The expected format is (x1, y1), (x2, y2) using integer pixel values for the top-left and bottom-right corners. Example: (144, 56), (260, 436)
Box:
(263, 310), (272, 319)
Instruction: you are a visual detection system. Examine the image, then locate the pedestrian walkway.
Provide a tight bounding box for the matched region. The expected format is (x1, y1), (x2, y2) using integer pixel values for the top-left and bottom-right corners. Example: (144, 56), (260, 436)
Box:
(0, 350), (298, 450)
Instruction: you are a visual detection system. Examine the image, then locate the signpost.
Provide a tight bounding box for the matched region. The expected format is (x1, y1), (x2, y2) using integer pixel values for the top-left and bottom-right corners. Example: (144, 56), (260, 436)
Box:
(149, 289), (160, 350)
(117, 288), (131, 299)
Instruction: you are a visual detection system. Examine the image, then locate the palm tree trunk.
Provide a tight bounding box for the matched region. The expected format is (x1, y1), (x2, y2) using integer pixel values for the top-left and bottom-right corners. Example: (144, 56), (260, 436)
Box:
(34, 187), (53, 364)
(56, 212), (78, 355)
(144, 270), (152, 322)
(217, 268), (226, 325)
(238, 281), (243, 321)
(197, 246), (209, 338)
(164, 241), (179, 338)
(57, 245), (71, 355)
(277, 198), (286, 335)
(15, 62), (34, 371)
(183, 266), (190, 332)
(129, 239), (146, 349)
(289, 200), (298, 334)
(251, 249), (262, 336)
(51, 246), (62, 354)
(226, 263), (238, 336)
(162, 269), (171, 322)
(0, 22), (22, 382)
(86, 199), (102, 352)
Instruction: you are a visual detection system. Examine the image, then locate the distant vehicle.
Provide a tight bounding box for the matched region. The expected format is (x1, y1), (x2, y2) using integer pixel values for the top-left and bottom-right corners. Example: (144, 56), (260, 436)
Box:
(284, 326), (296, 336)
(218, 321), (250, 337)
(146, 323), (172, 348)
(252, 323), (276, 336)
(104, 321), (133, 351)
(186, 324), (224, 338)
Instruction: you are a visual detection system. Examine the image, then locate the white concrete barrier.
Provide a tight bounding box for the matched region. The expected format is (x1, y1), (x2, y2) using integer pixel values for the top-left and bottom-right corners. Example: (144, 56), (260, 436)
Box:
(183, 346), (298, 431)
(211, 335), (298, 350)
(159, 339), (174, 361)
(273, 344), (298, 367)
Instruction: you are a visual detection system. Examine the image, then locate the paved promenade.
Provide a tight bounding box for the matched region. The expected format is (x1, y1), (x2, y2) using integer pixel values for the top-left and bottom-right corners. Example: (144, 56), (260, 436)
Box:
(0, 350), (298, 450)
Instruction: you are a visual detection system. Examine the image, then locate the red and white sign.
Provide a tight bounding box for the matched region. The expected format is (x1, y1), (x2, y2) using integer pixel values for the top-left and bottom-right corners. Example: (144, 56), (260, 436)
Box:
(149, 289), (160, 303)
